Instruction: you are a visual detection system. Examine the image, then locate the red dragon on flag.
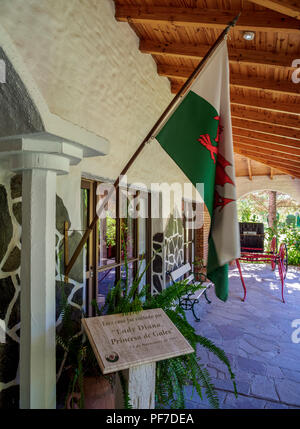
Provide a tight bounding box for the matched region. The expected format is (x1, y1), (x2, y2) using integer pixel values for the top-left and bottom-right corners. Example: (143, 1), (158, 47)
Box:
(197, 116), (235, 211)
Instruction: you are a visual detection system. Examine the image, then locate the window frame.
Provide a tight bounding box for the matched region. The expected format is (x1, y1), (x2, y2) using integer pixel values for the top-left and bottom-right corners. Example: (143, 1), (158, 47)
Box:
(81, 179), (152, 316)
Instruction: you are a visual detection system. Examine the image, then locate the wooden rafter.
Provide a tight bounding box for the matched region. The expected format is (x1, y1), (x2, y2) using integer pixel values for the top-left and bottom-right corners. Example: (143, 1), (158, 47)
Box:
(171, 82), (300, 114)
(232, 118), (300, 140)
(233, 142), (300, 163)
(140, 40), (294, 70)
(115, 0), (300, 182)
(116, 5), (300, 33)
(234, 136), (300, 156)
(235, 148), (300, 172)
(158, 65), (300, 96)
(230, 93), (300, 115)
(234, 148), (300, 177)
(247, 159), (253, 181)
(232, 129), (300, 151)
(247, 0), (300, 20)
(171, 82), (300, 115)
(231, 106), (300, 129)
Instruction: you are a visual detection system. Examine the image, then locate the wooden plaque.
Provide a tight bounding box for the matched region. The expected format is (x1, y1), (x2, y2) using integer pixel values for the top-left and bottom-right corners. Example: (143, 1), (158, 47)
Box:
(82, 308), (194, 374)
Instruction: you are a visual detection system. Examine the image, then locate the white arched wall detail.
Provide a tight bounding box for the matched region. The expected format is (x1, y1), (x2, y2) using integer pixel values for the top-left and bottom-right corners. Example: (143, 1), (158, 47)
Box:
(236, 176), (300, 203)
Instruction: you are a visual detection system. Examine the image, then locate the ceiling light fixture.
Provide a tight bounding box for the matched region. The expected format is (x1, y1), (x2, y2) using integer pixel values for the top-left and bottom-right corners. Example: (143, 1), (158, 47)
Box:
(243, 31), (255, 41)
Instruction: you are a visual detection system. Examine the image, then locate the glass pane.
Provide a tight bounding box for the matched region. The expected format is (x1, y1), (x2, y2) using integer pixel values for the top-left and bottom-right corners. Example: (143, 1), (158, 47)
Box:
(97, 267), (116, 310)
(98, 198), (117, 267)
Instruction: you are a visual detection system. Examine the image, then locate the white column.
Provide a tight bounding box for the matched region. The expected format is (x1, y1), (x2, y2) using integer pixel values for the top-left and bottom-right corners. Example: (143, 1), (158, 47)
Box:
(20, 168), (57, 409)
(0, 133), (109, 409)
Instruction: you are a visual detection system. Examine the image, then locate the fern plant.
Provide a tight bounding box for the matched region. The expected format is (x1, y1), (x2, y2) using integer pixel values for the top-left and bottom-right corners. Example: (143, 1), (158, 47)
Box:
(57, 242), (237, 409)
(94, 247), (237, 409)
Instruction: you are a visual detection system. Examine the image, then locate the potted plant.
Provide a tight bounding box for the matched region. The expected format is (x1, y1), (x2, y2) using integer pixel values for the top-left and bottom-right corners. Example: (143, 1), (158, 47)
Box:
(56, 249), (237, 409)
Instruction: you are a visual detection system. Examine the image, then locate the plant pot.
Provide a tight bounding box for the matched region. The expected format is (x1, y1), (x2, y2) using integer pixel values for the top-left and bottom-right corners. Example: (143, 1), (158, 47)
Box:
(67, 375), (115, 409)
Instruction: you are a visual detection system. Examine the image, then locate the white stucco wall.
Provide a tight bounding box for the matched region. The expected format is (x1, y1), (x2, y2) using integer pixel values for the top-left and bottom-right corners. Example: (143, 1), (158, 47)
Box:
(0, 0), (196, 189)
(236, 175), (300, 203)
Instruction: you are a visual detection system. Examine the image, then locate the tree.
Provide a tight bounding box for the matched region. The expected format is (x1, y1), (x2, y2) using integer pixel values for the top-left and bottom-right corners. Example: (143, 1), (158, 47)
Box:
(268, 191), (277, 228)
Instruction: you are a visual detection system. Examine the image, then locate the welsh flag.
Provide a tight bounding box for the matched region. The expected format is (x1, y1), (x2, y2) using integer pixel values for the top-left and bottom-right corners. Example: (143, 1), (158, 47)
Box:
(155, 40), (240, 301)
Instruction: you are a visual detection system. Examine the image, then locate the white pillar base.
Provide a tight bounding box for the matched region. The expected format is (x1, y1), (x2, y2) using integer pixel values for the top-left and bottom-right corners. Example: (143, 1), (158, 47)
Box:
(20, 169), (56, 409)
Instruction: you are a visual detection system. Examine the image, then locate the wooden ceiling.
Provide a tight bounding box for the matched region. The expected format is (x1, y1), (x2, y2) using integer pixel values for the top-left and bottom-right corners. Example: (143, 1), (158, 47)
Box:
(114, 0), (300, 178)
(234, 153), (284, 179)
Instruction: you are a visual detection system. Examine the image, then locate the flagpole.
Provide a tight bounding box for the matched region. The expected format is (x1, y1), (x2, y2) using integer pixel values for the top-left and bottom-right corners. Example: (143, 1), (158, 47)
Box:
(65, 12), (241, 277)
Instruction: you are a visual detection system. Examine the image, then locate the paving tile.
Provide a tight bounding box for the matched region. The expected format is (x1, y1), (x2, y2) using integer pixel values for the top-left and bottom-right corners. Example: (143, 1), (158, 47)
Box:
(185, 400), (210, 409)
(264, 401), (289, 409)
(251, 375), (279, 401)
(236, 356), (267, 376)
(222, 393), (266, 409)
(280, 368), (300, 383)
(275, 379), (300, 406)
(184, 264), (300, 409)
(184, 385), (227, 409)
(266, 365), (284, 379)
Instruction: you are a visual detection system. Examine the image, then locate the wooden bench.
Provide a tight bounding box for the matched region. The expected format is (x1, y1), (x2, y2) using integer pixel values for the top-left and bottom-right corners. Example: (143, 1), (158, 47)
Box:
(167, 263), (213, 322)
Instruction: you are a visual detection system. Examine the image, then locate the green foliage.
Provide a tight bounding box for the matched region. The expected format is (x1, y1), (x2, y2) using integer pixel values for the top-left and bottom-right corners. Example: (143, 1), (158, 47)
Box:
(286, 214), (296, 227)
(265, 223), (300, 266)
(141, 281), (237, 409)
(237, 191), (300, 226)
(238, 201), (252, 222)
(96, 251), (237, 409)
(105, 215), (116, 248)
(57, 245), (237, 409)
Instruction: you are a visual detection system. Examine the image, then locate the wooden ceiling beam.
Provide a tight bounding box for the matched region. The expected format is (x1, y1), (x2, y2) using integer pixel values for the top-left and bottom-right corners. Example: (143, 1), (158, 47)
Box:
(234, 135), (300, 156)
(140, 39), (294, 69)
(230, 75), (300, 97)
(158, 64), (300, 96)
(230, 93), (300, 115)
(116, 5), (300, 33)
(231, 105), (300, 129)
(247, 1), (300, 20)
(232, 128), (300, 150)
(232, 118), (300, 140)
(234, 148), (300, 177)
(171, 82), (300, 114)
(234, 148), (300, 169)
(234, 142), (300, 163)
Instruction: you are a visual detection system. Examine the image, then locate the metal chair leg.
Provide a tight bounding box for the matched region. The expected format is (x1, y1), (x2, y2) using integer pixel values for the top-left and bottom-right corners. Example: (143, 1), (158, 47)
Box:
(191, 301), (201, 322)
(204, 289), (211, 304)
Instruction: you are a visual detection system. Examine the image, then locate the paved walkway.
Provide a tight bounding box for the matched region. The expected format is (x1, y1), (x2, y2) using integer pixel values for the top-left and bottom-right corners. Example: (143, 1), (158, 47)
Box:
(184, 263), (300, 409)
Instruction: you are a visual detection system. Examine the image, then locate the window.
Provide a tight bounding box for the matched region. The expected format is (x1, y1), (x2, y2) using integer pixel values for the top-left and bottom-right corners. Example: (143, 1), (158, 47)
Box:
(81, 179), (152, 316)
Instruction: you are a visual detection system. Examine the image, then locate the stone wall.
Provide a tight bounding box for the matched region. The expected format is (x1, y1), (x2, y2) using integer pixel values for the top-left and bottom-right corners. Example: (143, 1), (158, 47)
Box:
(151, 211), (185, 294)
(165, 214), (185, 287)
(0, 171), (84, 408)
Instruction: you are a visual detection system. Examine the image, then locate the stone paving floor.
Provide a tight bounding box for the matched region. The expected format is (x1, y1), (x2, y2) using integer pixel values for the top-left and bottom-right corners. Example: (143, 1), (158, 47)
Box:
(184, 263), (300, 409)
